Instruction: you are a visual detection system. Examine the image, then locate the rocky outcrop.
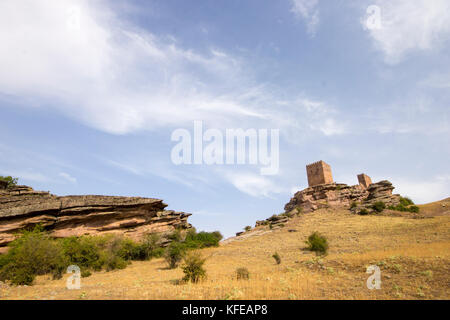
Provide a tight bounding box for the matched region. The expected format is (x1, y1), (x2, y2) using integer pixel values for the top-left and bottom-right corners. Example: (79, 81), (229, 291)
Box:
(0, 185), (192, 251)
(284, 180), (401, 214)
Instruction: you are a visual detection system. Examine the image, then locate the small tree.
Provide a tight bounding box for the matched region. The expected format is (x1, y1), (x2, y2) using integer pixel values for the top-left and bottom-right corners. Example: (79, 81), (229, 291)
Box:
(139, 233), (163, 259)
(305, 232), (329, 255)
(181, 252), (206, 283)
(272, 252), (281, 264)
(244, 226), (251, 232)
(0, 176), (18, 188)
(164, 242), (185, 269)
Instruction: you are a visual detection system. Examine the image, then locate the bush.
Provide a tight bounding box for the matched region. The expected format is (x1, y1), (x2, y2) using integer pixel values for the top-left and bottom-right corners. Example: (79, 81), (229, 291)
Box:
(372, 201), (386, 213)
(61, 236), (105, 271)
(388, 201), (420, 213)
(236, 267), (249, 280)
(0, 226), (67, 285)
(400, 197), (414, 206)
(350, 202), (358, 209)
(165, 242), (186, 269)
(184, 230), (223, 249)
(244, 226), (251, 232)
(136, 233), (164, 260)
(305, 232), (328, 255)
(168, 229), (182, 242)
(272, 252), (281, 264)
(181, 252), (207, 283)
(358, 209), (369, 215)
(0, 176), (18, 188)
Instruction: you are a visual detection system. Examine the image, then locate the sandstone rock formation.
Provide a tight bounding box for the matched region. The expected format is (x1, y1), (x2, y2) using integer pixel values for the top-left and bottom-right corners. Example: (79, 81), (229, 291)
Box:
(0, 184), (192, 252)
(284, 180), (401, 214)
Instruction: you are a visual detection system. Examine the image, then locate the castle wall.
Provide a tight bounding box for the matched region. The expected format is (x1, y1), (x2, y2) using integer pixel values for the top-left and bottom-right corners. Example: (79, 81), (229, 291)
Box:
(358, 174), (372, 189)
(306, 161), (333, 187)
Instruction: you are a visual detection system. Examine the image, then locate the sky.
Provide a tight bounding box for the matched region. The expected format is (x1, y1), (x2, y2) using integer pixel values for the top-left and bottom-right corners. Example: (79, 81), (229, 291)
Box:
(0, 0), (449, 238)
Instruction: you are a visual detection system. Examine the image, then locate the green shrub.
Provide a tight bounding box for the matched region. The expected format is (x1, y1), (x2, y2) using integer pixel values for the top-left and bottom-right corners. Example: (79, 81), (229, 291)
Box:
(168, 229), (182, 242)
(61, 236), (104, 271)
(184, 230), (222, 249)
(165, 242), (186, 269)
(244, 226), (251, 232)
(236, 267), (250, 280)
(388, 201), (420, 213)
(0, 226), (67, 285)
(350, 202), (358, 209)
(136, 233), (163, 260)
(0, 176), (18, 188)
(400, 197), (414, 206)
(358, 209), (369, 215)
(181, 252), (207, 283)
(305, 232), (329, 255)
(272, 252), (281, 264)
(372, 201), (386, 213)
(81, 270), (92, 278)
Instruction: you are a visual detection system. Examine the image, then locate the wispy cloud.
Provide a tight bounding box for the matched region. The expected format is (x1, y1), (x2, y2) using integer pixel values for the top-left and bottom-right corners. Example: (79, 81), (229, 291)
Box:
(363, 0), (450, 64)
(290, 0), (320, 36)
(59, 172), (77, 184)
(224, 171), (283, 198)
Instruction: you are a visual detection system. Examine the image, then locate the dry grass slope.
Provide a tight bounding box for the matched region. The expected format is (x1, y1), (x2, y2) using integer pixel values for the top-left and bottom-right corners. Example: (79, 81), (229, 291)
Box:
(1, 205), (449, 300)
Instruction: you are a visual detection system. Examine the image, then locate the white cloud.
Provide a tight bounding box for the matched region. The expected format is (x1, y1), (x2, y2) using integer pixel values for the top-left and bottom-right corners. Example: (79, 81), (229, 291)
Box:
(290, 0), (320, 36)
(225, 171), (283, 198)
(0, 0), (344, 139)
(363, 0), (450, 64)
(0, 0), (265, 134)
(59, 172), (77, 184)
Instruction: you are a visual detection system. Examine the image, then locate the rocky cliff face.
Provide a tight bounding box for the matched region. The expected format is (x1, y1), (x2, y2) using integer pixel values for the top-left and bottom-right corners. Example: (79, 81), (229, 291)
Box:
(284, 180), (401, 214)
(0, 185), (192, 252)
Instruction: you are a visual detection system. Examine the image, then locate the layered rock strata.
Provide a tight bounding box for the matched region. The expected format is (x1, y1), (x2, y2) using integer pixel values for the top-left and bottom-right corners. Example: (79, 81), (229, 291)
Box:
(284, 180), (401, 214)
(0, 184), (192, 252)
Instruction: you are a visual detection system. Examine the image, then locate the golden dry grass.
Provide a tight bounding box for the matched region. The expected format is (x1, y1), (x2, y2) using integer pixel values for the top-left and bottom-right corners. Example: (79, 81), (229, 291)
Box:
(0, 208), (449, 300)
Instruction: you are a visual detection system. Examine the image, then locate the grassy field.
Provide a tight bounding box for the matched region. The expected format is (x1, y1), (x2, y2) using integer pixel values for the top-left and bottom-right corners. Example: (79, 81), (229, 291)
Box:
(0, 203), (449, 300)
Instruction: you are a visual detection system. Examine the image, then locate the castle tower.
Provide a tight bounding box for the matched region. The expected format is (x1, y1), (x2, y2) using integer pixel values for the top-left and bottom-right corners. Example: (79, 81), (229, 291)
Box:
(306, 160), (333, 187)
(357, 173), (372, 189)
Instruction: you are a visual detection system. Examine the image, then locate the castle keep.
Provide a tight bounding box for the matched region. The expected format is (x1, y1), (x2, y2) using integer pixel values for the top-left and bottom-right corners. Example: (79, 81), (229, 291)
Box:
(306, 161), (374, 189)
(306, 160), (333, 187)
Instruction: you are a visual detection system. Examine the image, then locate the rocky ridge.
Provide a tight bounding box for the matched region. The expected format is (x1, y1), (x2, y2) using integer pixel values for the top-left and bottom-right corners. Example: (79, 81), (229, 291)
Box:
(0, 184), (192, 252)
(284, 180), (401, 215)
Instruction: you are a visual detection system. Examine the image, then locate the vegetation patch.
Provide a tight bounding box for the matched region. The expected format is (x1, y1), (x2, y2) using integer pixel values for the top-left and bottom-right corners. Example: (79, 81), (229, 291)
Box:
(305, 232), (329, 255)
(0, 225), (222, 285)
(272, 252), (281, 265)
(236, 267), (250, 280)
(181, 251), (207, 283)
(372, 201), (386, 213)
(388, 197), (420, 213)
(0, 176), (18, 188)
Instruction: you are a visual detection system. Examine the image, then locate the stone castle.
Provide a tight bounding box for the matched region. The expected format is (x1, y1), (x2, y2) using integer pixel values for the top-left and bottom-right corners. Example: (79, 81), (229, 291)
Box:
(283, 160), (402, 214)
(306, 160), (372, 189)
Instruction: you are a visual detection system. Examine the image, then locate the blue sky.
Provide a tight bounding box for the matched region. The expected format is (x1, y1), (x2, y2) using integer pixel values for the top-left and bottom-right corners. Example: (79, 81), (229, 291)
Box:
(0, 0), (449, 238)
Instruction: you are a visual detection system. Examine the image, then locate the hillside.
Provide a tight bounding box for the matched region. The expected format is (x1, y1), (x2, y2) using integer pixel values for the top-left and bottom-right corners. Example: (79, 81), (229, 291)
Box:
(1, 205), (448, 300)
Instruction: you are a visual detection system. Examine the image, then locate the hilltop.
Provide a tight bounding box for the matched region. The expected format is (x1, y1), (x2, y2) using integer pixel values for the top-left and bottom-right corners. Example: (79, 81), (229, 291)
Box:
(0, 201), (448, 300)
